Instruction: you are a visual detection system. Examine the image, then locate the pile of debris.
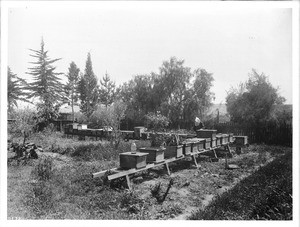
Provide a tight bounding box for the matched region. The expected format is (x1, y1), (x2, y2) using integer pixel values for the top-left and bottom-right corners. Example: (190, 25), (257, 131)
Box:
(9, 142), (43, 160)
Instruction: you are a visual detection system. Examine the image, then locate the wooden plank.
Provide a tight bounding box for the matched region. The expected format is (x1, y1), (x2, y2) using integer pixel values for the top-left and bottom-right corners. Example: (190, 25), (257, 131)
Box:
(92, 168), (118, 178)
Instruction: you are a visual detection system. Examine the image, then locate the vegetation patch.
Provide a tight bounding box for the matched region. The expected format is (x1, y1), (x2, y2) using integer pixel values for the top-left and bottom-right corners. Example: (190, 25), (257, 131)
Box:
(189, 151), (292, 220)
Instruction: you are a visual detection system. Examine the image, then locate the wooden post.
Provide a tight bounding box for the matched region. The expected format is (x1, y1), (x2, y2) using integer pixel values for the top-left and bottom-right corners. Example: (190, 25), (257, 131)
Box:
(125, 175), (132, 190)
(192, 154), (199, 168)
(165, 163), (171, 175)
(212, 149), (218, 158)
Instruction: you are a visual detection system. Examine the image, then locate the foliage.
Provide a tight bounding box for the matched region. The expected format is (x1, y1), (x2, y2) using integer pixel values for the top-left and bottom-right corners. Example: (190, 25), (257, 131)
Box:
(189, 151), (292, 220)
(226, 69), (285, 125)
(33, 156), (54, 181)
(64, 61), (80, 122)
(26, 38), (65, 125)
(99, 72), (117, 108)
(7, 67), (30, 114)
(9, 107), (38, 145)
(119, 57), (215, 129)
(78, 53), (99, 118)
(89, 100), (127, 148)
(145, 112), (169, 131)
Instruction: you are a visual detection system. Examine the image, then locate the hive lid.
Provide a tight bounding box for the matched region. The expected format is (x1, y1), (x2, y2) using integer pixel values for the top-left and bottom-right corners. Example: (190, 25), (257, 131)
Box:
(119, 152), (149, 157)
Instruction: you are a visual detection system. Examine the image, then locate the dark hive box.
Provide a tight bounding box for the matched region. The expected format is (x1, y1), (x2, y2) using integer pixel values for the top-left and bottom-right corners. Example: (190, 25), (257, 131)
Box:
(119, 152), (148, 169)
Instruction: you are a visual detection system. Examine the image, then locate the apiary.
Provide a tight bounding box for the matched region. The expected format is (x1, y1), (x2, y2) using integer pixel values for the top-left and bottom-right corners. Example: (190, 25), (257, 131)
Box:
(165, 145), (183, 159)
(196, 129), (217, 139)
(139, 147), (165, 163)
(119, 152), (148, 169)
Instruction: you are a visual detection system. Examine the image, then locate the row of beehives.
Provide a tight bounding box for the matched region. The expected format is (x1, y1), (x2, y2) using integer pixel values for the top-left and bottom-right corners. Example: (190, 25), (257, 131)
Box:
(119, 130), (247, 170)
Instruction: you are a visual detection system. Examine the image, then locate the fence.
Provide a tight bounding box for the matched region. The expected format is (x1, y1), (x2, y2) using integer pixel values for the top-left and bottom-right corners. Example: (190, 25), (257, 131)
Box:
(215, 122), (292, 147)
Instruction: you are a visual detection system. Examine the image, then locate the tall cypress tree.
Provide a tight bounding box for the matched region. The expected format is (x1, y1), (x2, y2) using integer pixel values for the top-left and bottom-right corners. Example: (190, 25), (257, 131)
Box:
(99, 72), (116, 108)
(26, 38), (65, 125)
(65, 61), (80, 122)
(78, 53), (98, 118)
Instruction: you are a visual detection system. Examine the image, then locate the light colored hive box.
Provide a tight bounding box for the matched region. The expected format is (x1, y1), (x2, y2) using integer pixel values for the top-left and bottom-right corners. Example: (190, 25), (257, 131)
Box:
(204, 138), (211, 149)
(165, 145), (183, 159)
(183, 142), (192, 155)
(216, 134), (222, 146)
(211, 138), (217, 148)
(139, 147), (165, 163)
(77, 124), (87, 130)
(119, 152), (148, 169)
(196, 129), (217, 139)
(197, 139), (206, 151)
(229, 133), (234, 143)
(222, 134), (229, 144)
(234, 136), (248, 146)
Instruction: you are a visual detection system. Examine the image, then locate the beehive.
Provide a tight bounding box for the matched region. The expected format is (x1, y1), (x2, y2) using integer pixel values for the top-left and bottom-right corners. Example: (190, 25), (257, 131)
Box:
(234, 136), (248, 146)
(182, 142), (192, 155)
(211, 138), (217, 148)
(216, 134), (222, 146)
(204, 138), (211, 149)
(165, 145), (183, 159)
(196, 129), (217, 139)
(139, 147), (165, 163)
(119, 152), (148, 169)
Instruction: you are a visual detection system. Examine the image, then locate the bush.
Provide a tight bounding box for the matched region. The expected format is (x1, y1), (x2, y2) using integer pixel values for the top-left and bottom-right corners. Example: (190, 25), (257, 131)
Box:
(32, 156), (54, 181)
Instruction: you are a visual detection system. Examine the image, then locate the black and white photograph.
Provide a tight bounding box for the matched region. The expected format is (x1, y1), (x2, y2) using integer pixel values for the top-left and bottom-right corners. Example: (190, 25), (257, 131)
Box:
(0, 0), (299, 225)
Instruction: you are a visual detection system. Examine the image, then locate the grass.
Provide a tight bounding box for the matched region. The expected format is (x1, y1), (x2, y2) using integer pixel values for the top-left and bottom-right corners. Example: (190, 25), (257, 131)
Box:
(7, 131), (293, 220)
(189, 150), (292, 220)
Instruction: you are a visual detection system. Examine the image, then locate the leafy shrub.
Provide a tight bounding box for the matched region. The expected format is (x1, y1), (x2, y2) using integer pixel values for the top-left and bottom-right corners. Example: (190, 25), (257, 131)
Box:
(32, 156), (54, 181)
(145, 112), (169, 131)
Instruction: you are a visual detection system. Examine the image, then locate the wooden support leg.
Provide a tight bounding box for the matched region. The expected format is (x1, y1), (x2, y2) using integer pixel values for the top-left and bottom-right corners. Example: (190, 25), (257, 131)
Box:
(165, 163), (171, 175)
(226, 144), (233, 157)
(125, 175), (132, 190)
(212, 149), (218, 158)
(192, 155), (199, 168)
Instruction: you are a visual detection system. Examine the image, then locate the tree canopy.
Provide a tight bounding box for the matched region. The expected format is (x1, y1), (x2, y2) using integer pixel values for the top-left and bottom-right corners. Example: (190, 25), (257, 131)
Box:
(7, 67), (30, 114)
(26, 38), (65, 125)
(78, 53), (99, 118)
(226, 69), (286, 125)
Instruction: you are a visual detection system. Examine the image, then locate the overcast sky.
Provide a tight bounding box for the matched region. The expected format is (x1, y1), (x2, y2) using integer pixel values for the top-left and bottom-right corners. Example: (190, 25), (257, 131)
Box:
(7, 2), (293, 104)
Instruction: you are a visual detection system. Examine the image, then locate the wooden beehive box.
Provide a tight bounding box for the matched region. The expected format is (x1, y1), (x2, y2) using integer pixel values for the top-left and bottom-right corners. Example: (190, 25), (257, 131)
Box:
(234, 136), (248, 146)
(196, 129), (217, 139)
(182, 142), (192, 155)
(165, 145), (183, 159)
(139, 147), (165, 163)
(134, 126), (145, 139)
(211, 138), (217, 148)
(229, 133), (234, 143)
(119, 152), (148, 169)
(222, 134), (229, 144)
(216, 134), (222, 146)
(77, 124), (87, 130)
(204, 138), (211, 149)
